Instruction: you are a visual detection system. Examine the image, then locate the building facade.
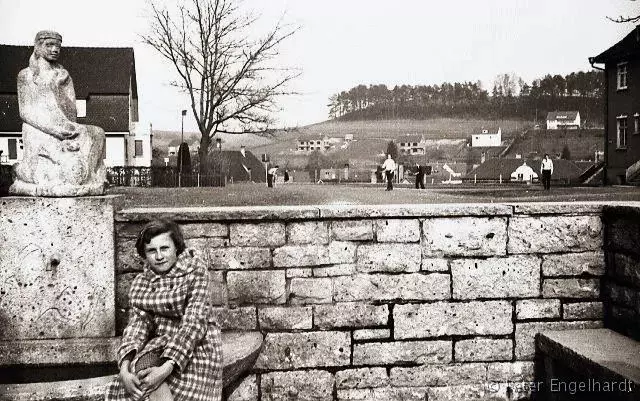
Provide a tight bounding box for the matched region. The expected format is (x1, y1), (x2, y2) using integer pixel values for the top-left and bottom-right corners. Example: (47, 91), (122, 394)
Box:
(297, 135), (331, 152)
(471, 128), (502, 147)
(398, 135), (426, 154)
(546, 111), (581, 130)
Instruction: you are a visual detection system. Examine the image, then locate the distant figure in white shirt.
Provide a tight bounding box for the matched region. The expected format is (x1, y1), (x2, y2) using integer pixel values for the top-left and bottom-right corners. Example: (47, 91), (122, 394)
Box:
(381, 154), (397, 191)
(267, 165), (279, 188)
(540, 154), (554, 190)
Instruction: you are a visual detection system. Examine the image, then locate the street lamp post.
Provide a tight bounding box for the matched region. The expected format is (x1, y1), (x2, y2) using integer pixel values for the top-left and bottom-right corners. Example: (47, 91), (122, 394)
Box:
(179, 109), (186, 187)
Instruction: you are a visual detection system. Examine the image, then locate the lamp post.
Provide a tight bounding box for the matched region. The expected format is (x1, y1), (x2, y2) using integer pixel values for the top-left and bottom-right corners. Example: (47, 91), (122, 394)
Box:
(179, 109), (186, 187)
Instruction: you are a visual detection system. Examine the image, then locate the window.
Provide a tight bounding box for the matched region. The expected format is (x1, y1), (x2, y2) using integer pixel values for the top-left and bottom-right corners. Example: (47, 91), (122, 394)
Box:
(134, 140), (143, 157)
(8, 138), (17, 159)
(635, 114), (640, 135)
(76, 99), (87, 118)
(617, 116), (628, 149)
(617, 63), (628, 90)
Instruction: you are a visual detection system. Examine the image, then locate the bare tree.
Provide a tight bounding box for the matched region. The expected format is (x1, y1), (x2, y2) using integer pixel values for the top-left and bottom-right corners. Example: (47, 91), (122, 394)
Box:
(142, 0), (300, 173)
(607, 0), (639, 23)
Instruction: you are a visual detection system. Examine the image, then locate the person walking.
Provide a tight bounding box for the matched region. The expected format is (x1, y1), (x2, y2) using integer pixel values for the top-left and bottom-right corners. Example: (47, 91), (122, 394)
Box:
(381, 154), (396, 191)
(284, 169), (290, 183)
(540, 154), (554, 190)
(267, 165), (279, 188)
(414, 163), (425, 189)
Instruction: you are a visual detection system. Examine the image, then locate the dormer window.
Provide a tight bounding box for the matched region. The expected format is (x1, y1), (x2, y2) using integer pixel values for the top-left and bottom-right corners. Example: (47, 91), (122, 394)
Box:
(617, 62), (628, 90)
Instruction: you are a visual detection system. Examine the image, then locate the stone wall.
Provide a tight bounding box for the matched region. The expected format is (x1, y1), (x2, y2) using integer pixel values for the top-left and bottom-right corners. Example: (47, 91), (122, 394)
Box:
(603, 205), (640, 341)
(114, 203), (610, 401)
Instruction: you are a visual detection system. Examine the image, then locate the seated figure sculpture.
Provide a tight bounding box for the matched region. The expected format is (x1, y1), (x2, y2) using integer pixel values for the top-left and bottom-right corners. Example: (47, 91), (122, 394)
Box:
(10, 30), (106, 196)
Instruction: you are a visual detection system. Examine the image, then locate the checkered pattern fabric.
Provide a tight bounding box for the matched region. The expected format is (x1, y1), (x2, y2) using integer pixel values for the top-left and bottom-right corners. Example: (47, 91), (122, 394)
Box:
(105, 250), (222, 401)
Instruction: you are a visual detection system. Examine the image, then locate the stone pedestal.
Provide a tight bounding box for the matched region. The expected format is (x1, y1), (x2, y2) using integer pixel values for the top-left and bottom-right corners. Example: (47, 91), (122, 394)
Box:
(0, 196), (119, 340)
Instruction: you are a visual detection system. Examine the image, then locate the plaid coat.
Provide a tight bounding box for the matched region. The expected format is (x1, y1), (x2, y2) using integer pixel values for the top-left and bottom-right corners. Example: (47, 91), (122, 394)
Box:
(105, 250), (222, 401)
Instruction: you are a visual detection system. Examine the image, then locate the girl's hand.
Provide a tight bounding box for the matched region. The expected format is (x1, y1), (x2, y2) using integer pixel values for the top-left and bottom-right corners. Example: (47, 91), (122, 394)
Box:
(138, 361), (173, 393)
(119, 362), (144, 400)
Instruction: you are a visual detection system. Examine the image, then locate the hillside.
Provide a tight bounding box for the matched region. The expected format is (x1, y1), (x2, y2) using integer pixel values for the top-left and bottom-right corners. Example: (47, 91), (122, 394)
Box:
(152, 130), (272, 150)
(504, 129), (603, 161)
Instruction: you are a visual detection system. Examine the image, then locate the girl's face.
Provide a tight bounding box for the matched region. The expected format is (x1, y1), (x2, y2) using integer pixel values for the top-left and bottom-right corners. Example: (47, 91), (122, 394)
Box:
(144, 232), (178, 274)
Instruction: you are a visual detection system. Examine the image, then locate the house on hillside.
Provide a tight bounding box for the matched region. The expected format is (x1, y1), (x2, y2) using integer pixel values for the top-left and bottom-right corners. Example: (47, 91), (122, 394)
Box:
(471, 128), (501, 147)
(546, 111), (580, 130)
(216, 146), (266, 183)
(398, 135), (427, 154)
(590, 26), (640, 184)
(0, 45), (150, 167)
(297, 135), (332, 152)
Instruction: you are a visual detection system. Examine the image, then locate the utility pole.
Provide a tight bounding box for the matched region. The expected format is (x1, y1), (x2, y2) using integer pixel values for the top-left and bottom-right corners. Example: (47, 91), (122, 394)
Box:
(179, 109), (186, 187)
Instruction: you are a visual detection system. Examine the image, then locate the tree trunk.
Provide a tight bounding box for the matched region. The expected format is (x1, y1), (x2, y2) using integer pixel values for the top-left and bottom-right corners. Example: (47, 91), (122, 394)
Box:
(199, 133), (211, 174)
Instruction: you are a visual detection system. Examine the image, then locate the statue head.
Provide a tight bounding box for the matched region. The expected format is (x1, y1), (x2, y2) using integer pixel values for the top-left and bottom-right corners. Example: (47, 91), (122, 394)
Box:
(34, 30), (62, 62)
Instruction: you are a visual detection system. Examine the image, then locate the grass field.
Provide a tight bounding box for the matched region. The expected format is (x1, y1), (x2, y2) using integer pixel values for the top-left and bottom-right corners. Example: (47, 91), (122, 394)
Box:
(108, 183), (640, 208)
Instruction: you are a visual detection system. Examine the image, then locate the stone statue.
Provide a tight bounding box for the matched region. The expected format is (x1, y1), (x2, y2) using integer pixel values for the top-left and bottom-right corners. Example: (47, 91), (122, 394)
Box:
(10, 31), (106, 196)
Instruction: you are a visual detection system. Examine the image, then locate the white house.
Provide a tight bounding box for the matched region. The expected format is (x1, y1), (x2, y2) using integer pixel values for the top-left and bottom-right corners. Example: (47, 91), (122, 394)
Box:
(546, 111), (580, 130)
(398, 135), (427, 154)
(510, 161), (538, 182)
(471, 128), (502, 147)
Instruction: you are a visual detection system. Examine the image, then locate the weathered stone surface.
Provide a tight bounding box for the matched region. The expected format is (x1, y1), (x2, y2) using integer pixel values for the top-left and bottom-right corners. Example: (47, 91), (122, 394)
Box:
(181, 222), (228, 238)
(328, 241), (358, 264)
(542, 278), (600, 299)
(451, 256), (540, 299)
(353, 340), (451, 365)
(514, 320), (603, 360)
(454, 338), (513, 362)
(516, 299), (561, 320)
(337, 387), (428, 401)
(227, 270), (286, 305)
(314, 303), (388, 329)
(605, 212), (640, 254)
(209, 270), (227, 305)
(611, 253), (640, 287)
(0, 197), (116, 339)
(286, 268), (313, 278)
(390, 363), (488, 386)
(115, 222), (143, 238)
(261, 370), (334, 401)
(486, 361), (536, 381)
(256, 331), (350, 369)
(116, 205), (320, 222)
(333, 273), (450, 302)
(394, 301), (513, 339)
(210, 307), (257, 330)
(512, 202), (606, 215)
(422, 258), (449, 272)
(258, 306), (312, 330)
(508, 216), (602, 254)
(542, 252), (605, 276)
(227, 374), (258, 401)
(186, 238), (229, 257)
(356, 243), (420, 273)
(563, 302), (604, 320)
(209, 247), (271, 270)
(335, 367), (389, 389)
(422, 217), (508, 256)
(116, 238), (145, 273)
(319, 203), (513, 219)
(606, 282), (637, 306)
(289, 278), (332, 304)
(287, 221), (329, 244)
(273, 245), (328, 267)
(331, 220), (374, 241)
(375, 219), (420, 242)
(353, 329), (391, 341)
(230, 222), (285, 247)
(313, 264), (356, 277)
(427, 384), (530, 401)
(115, 273), (137, 309)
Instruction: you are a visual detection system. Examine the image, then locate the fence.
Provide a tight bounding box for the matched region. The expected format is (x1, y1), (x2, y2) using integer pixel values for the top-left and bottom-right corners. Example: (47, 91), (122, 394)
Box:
(107, 166), (224, 188)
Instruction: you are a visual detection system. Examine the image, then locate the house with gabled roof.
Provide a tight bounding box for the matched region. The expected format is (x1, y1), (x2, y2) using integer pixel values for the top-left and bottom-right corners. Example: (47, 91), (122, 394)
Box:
(0, 45), (150, 167)
(546, 111), (580, 130)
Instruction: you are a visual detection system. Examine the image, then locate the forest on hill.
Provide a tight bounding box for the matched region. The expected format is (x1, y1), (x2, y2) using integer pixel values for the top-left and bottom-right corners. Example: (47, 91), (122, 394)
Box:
(328, 71), (604, 126)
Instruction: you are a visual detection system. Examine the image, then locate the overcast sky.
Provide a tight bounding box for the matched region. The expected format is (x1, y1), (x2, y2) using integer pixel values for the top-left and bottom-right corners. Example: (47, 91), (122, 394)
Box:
(0, 0), (638, 131)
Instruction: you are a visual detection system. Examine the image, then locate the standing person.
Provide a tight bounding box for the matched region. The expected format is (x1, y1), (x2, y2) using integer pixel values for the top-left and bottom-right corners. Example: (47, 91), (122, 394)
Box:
(267, 165), (279, 188)
(284, 169), (290, 183)
(540, 154), (554, 190)
(414, 163), (425, 189)
(381, 154), (396, 191)
(105, 219), (222, 401)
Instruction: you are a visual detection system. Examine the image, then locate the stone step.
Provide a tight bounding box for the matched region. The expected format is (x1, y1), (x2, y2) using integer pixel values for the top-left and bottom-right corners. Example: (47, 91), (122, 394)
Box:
(0, 330), (263, 401)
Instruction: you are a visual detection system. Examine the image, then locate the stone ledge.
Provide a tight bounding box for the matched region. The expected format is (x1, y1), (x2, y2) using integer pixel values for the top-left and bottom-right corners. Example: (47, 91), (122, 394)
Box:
(115, 205), (321, 222)
(318, 203), (513, 218)
(510, 201), (627, 215)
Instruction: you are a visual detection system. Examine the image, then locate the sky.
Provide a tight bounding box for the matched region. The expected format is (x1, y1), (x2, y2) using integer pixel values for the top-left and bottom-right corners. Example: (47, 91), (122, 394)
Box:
(0, 0), (638, 132)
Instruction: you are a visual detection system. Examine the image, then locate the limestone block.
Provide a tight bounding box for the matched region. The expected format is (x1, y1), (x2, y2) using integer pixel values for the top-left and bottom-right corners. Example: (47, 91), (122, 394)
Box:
(209, 247), (271, 270)
(230, 222), (285, 247)
(335, 367), (389, 389)
(115, 273), (137, 309)
(0, 196), (116, 339)
(272, 245), (328, 267)
(451, 256), (540, 299)
(486, 361), (535, 382)
(356, 244), (420, 273)
(390, 364), (488, 386)
(227, 375), (258, 401)
(394, 301), (513, 339)
(353, 329), (391, 341)
(563, 302), (604, 320)
(454, 338), (513, 362)
(427, 384), (530, 401)
(422, 258), (449, 272)
(542, 278), (600, 299)
(328, 241), (358, 264)
(116, 238), (144, 273)
(286, 268), (312, 278)
(185, 238), (229, 263)
(352, 340), (451, 365)
(289, 277), (332, 304)
(181, 222), (228, 238)
(261, 370), (334, 401)
(256, 331), (350, 369)
(508, 216), (602, 254)
(258, 306), (312, 330)
(227, 270), (286, 305)
(375, 219), (420, 242)
(331, 220), (374, 241)
(314, 303), (388, 329)
(514, 320), (603, 360)
(337, 387), (428, 401)
(333, 273), (450, 302)
(542, 252), (605, 276)
(209, 307), (257, 330)
(115, 222), (143, 238)
(422, 217), (508, 257)
(286, 221), (329, 244)
(313, 264), (356, 277)
(516, 299), (561, 320)
(208, 270), (227, 306)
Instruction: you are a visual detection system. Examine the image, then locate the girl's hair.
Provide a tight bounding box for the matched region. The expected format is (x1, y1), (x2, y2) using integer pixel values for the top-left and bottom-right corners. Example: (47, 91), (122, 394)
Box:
(135, 219), (186, 257)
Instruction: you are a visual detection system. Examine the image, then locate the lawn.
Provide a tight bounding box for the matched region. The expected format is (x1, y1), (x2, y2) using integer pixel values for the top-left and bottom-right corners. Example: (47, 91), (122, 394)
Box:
(107, 183), (640, 208)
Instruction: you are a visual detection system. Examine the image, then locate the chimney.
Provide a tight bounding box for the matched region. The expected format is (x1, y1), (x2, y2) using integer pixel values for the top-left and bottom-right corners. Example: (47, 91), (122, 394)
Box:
(240, 145), (246, 157)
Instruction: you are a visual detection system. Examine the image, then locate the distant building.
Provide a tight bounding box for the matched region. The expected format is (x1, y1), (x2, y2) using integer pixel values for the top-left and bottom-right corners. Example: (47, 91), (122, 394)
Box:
(398, 135), (426, 154)
(466, 158), (589, 184)
(297, 135), (331, 152)
(510, 162), (538, 182)
(471, 128), (502, 147)
(590, 26), (640, 184)
(546, 111), (580, 130)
